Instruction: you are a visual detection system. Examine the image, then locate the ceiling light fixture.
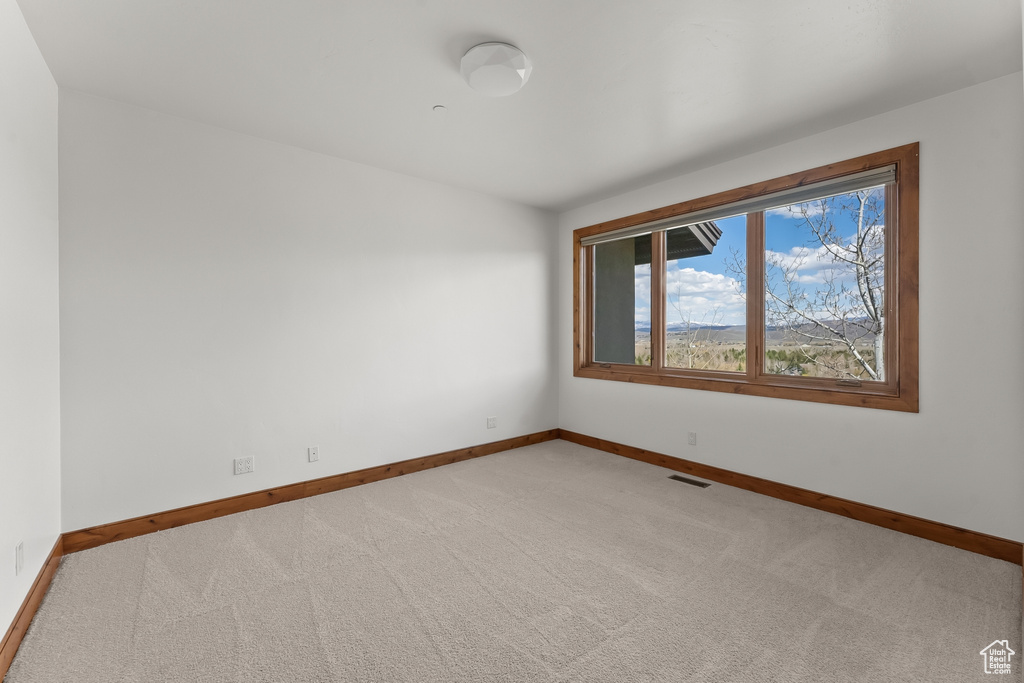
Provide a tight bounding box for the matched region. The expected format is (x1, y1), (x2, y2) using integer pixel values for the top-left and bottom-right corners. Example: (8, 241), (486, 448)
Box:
(460, 42), (532, 97)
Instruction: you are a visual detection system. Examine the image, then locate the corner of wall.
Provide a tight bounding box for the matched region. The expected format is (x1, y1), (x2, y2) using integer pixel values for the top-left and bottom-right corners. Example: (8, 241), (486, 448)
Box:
(0, 0), (63, 640)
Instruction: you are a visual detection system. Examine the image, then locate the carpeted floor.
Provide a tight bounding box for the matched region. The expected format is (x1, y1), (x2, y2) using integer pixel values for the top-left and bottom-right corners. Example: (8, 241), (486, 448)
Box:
(6, 440), (1022, 682)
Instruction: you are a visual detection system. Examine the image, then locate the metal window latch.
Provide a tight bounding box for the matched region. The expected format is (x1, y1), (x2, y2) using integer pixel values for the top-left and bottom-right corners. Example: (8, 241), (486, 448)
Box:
(835, 378), (862, 387)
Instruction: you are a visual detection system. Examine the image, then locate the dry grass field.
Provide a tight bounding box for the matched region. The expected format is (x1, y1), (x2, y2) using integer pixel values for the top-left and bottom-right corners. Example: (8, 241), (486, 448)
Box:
(633, 331), (879, 379)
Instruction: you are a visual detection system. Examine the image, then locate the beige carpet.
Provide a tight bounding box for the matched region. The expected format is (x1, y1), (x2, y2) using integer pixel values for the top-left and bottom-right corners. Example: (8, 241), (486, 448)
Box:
(7, 440), (1022, 682)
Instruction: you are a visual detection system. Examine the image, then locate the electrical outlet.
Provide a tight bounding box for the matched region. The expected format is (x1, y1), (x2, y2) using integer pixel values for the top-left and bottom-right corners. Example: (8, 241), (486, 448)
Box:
(234, 456), (254, 475)
(486, 416), (497, 429)
(15, 541), (24, 576)
(688, 432), (697, 446)
(308, 446), (319, 462)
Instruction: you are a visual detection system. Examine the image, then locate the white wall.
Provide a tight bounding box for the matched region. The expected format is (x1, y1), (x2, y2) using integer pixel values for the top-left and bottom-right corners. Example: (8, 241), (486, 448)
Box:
(0, 0), (61, 633)
(59, 91), (558, 531)
(559, 73), (1024, 542)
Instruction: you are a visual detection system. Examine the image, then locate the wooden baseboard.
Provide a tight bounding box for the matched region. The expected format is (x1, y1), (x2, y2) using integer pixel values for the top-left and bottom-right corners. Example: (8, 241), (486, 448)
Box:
(0, 537), (63, 681)
(63, 429), (560, 554)
(558, 429), (1023, 565)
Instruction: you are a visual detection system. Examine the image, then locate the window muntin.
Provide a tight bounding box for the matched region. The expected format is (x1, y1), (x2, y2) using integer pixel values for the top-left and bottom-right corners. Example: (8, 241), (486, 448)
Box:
(573, 144), (918, 412)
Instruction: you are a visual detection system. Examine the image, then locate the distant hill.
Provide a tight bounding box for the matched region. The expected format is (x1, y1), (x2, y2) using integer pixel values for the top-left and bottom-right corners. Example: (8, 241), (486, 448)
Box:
(637, 320), (879, 345)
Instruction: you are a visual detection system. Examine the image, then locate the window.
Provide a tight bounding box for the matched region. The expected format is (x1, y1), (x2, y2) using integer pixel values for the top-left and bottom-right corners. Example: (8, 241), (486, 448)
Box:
(573, 143), (918, 411)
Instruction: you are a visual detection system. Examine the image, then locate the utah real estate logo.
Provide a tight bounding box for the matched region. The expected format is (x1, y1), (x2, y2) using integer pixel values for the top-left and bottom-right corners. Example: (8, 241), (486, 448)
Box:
(979, 640), (1015, 675)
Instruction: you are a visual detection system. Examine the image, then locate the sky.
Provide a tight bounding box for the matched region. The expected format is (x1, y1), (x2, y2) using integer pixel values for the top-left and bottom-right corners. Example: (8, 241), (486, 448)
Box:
(633, 187), (885, 329)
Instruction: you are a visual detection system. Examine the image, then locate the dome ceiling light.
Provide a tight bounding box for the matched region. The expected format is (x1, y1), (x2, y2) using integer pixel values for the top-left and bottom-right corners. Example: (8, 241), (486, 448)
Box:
(460, 42), (532, 97)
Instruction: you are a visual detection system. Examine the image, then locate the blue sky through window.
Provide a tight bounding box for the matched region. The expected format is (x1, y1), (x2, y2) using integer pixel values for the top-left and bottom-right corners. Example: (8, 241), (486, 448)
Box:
(634, 186), (885, 331)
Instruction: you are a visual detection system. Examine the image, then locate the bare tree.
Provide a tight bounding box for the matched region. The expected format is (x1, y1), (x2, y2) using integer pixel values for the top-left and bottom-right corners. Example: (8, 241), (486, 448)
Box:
(666, 290), (726, 370)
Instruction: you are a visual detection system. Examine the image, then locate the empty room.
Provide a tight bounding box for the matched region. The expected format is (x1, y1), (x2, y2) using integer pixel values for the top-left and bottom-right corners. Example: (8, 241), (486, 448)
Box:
(2, 1), (1022, 681)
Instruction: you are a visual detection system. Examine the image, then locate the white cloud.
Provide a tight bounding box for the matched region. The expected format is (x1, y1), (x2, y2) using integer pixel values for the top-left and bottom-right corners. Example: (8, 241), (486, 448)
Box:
(634, 265), (651, 294)
(766, 245), (825, 272)
(767, 203), (827, 219)
(664, 267), (745, 325)
(766, 244), (864, 275)
(766, 187), (885, 220)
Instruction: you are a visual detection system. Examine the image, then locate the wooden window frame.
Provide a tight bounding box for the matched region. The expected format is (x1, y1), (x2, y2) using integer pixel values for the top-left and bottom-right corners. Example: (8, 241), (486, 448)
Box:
(573, 143), (919, 412)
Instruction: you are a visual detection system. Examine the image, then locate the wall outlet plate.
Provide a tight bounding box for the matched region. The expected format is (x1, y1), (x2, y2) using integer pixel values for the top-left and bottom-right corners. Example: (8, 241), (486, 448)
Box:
(486, 416), (497, 429)
(15, 541), (24, 576)
(308, 446), (319, 462)
(234, 456), (254, 475)
(688, 432), (697, 446)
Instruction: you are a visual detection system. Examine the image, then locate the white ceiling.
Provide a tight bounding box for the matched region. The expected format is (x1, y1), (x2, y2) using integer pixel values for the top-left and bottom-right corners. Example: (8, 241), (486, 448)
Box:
(16, 0), (1023, 210)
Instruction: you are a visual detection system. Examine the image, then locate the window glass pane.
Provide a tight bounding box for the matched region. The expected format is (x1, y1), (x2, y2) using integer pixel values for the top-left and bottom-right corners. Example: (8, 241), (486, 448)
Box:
(664, 215), (746, 371)
(764, 186), (886, 380)
(593, 234), (651, 365)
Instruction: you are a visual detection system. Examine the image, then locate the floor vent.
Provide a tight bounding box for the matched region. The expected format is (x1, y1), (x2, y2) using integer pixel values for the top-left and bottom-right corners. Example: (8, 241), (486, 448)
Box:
(668, 474), (711, 488)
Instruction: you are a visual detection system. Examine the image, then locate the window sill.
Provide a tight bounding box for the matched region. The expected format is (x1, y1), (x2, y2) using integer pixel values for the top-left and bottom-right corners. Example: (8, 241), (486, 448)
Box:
(573, 364), (917, 412)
